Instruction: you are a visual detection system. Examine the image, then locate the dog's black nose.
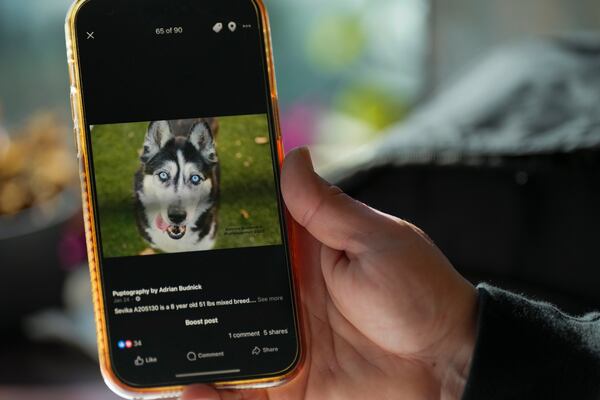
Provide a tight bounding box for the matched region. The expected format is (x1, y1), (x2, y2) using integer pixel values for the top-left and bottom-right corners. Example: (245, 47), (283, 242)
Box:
(168, 210), (187, 225)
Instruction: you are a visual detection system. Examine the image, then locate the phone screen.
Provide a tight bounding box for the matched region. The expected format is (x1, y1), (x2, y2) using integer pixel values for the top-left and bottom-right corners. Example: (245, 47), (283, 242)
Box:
(73, 0), (300, 387)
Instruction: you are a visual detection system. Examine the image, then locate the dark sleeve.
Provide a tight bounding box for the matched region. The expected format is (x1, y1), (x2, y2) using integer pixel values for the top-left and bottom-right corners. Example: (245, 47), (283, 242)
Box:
(462, 284), (600, 400)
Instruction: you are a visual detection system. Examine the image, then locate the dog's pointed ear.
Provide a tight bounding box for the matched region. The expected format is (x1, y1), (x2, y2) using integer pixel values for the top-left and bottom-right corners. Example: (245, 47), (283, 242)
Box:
(190, 122), (218, 164)
(141, 121), (173, 163)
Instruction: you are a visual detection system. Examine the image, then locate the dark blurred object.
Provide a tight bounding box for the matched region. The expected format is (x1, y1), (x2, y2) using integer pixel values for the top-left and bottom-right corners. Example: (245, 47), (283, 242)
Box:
(0, 339), (99, 387)
(335, 37), (600, 314)
(0, 190), (81, 334)
(0, 113), (82, 335)
(0, 384), (118, 400)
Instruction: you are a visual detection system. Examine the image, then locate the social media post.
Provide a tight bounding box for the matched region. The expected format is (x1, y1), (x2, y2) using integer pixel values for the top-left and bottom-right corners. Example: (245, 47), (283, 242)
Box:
(104, 255), (299, 383)
(89, 114), (283, 258)
(109, 281), (288, 333)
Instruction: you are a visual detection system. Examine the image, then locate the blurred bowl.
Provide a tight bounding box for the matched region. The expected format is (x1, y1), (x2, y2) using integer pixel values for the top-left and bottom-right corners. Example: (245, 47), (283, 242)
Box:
(0, 188), (82, 335)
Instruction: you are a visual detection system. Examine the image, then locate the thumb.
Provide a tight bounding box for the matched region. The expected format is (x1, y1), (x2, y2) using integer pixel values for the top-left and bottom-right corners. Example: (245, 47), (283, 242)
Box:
(281, 147), (393, 253)
(181, 385), (220, 400)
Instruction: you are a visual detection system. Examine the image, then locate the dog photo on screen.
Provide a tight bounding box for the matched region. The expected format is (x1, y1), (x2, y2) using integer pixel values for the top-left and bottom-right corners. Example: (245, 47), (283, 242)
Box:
(90, 113), (283, 258)
(134, 118), (220, 253)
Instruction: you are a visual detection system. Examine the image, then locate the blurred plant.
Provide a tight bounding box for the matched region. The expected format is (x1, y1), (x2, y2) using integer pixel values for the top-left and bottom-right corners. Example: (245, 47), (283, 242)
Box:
(58, 221), (87, 271)
(335, 84), (409, 131)
(266, 0), (429, 153)
(281, 102), (321, 151)
(306, 14), (367, 72)
(0, 111), (76, 216)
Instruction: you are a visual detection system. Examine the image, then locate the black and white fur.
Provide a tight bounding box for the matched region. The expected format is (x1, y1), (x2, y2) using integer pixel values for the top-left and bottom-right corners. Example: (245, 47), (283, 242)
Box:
(134, 118), (219, 253)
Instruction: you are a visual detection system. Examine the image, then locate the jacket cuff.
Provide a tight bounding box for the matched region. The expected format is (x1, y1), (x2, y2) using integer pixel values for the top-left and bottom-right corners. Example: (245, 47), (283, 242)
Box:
(461, 284), (600, 399)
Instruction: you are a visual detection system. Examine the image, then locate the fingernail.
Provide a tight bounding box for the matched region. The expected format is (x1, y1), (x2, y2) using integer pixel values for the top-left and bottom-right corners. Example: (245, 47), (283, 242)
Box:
(296, 146), (314, 170)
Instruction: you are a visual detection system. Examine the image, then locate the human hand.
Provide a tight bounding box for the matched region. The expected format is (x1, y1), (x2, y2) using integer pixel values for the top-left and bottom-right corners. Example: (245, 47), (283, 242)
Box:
(183, 147), (477, 400)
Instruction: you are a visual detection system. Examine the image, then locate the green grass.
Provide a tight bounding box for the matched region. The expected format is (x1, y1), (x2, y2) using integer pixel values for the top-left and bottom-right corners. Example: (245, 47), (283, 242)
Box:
(91, 115), (282, 258)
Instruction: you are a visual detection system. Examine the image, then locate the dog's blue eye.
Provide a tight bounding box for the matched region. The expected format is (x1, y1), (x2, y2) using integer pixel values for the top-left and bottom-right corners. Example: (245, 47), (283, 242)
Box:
(158, 172), (169, 182)
(190, 174), (203, 185)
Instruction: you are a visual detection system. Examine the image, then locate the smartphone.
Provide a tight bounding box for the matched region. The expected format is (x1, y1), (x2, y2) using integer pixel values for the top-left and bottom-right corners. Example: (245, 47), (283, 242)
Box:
(65, 0), (303, 398)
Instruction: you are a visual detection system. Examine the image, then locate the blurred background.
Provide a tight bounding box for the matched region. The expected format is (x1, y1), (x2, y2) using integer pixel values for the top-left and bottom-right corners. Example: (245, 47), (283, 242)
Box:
(1, 0), (600, 398)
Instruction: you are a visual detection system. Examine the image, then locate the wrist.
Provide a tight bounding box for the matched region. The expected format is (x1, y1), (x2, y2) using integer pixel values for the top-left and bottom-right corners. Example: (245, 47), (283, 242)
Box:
(439, 282), (478, 400)
(439, 335), (474, 400)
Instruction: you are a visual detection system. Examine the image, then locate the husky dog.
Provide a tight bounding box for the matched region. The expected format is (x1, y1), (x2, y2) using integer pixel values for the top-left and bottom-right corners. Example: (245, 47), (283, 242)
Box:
(134, 118), (219, 253)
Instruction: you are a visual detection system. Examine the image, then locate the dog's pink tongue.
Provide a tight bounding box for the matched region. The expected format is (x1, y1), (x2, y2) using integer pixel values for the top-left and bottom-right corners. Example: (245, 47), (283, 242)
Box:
(156, 214), (169, 232)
